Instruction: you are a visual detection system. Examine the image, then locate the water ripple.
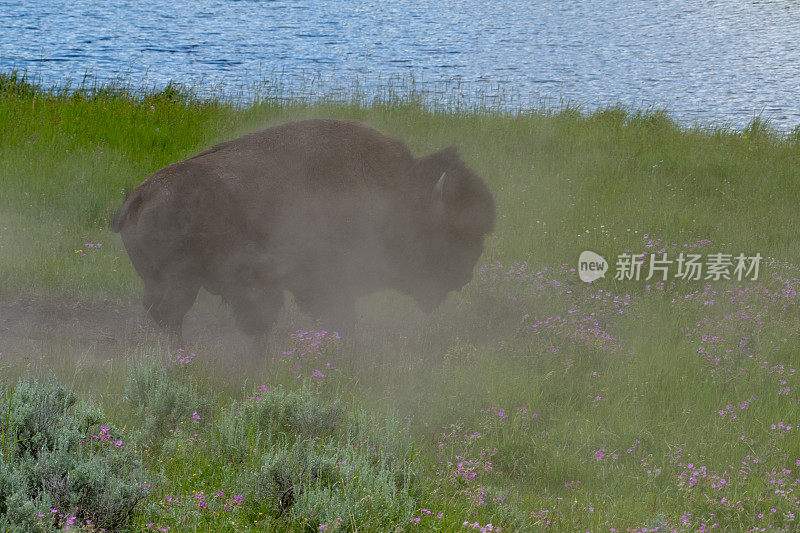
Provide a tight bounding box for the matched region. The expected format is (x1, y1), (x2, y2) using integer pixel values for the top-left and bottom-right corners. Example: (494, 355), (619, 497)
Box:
(1, 0), (799, 130)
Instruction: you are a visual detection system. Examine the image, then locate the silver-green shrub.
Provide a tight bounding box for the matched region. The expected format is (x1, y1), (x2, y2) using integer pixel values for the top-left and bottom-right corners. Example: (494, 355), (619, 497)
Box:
(0, 380), (149, 531)
(124, 351), (212, 447)
(216, 385), (420, 530)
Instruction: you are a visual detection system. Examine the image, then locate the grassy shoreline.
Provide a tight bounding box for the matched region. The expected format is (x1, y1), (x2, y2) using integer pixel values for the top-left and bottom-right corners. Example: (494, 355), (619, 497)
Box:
(3, 70), (800, 531)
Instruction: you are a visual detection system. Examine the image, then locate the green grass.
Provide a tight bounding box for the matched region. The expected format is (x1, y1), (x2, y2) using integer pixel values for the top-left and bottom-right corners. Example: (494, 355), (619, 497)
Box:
(2, 68), (800, 531)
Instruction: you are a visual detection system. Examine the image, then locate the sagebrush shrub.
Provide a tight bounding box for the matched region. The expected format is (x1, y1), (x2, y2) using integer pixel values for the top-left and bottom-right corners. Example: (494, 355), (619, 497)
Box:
(254, 442), (338, 517)
(0, 379), (149, 531)
(220, 385), (421, 531)
(124, 351), (212, 446)
(250, 385), (344, 438)
(252, 437), (418, 530)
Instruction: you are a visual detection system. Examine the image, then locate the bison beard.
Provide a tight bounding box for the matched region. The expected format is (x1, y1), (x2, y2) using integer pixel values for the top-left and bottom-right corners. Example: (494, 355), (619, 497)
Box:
(111, 119), (495, 346)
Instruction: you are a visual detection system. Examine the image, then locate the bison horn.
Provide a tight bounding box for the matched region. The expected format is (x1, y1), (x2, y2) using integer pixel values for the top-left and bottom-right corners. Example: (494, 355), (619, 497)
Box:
(432, 172), (447, 205)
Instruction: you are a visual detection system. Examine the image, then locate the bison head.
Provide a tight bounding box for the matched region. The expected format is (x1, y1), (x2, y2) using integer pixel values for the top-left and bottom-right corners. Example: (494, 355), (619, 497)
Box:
(401, 146), (495, 311)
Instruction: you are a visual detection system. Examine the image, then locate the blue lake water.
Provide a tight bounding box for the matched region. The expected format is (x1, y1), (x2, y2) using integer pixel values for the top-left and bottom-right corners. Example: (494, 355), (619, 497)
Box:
(3, 0), (800, 131)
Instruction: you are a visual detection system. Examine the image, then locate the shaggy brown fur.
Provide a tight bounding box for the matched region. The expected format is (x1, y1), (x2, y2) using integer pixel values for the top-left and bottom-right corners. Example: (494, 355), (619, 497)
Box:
(111, 119), (495, 339)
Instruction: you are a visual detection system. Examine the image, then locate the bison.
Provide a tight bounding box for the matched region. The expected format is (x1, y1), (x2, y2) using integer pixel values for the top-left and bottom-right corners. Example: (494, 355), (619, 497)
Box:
(111, 119), (495, 343)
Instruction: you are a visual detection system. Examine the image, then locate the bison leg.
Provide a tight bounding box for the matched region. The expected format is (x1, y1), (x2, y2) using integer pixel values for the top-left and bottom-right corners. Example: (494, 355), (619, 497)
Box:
(143, 277), (200, 341)
(225, 288), (283, 366)
(227, 287), (284, 338)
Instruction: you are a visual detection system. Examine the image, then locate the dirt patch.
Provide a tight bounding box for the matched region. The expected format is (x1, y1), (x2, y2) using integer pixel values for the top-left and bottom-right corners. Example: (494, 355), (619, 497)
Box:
(0, 296), (257, 357)
(0, 297), (148, 344)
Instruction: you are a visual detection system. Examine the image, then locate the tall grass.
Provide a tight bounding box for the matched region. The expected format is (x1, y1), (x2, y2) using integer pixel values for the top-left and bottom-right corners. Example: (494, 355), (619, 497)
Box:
(2, 69), (800, 530)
